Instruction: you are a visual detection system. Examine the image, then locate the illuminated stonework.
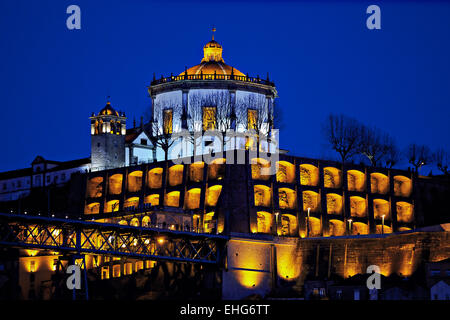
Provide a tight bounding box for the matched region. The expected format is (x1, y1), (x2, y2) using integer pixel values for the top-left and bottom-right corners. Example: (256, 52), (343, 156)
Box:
(328, 219), (345, 236)
(127, 171), (143, 192)
(208, 158), (226, 180)
(205, 185), (222, 207)
(257, 211), (273, 234)
(370, 172), (389, 194)
(147, 167), (163, 189)
(276, 161), (295, 183)
(394, 176), (412, 197)
(303, 190), (320, 212)
(326, 193), (343, 215)
(251, 158), (271, 181)
(189, 162), (204, 182)
(254, 185), (272, 207)
(168, 165), (184, 186)
(185, 188), (201, 209)
(164, 191), (180, 207)
(278, 188), (296, 209)
(350, 196), (367, 217)
(324, 167), (342, 188)
(87, 177), (103, 198)
(108, 174), (123, 195)
(144, 194), (160, 206)
(347, 170), (365, 192)
(300, 164), (319, 186)
(397, 201), (414, 223)
(373, 198), (390, 220)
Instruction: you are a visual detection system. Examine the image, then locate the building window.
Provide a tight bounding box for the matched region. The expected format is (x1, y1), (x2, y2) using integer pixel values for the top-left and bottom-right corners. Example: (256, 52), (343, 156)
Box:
(202, 107), (216, 131)
(140, 139), (148, 146)
(247, 109), (258, 130)
(163, 109), (173, 134)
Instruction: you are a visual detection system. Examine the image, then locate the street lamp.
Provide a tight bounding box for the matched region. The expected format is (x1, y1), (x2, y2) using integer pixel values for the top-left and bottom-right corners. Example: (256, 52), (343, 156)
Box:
(307, 207), (311, 238)
(348, 219), (353, 235)
(275, 212), (279, 236)
(381, 214), (385, 235)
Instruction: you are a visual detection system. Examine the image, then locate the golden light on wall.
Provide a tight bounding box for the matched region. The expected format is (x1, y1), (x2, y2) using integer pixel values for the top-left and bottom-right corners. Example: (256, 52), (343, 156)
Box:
(130, 218), (139, 227)
(163, 109), (173, 134)
(280, 214), (298, 236)
(350, 196), (367, 217)
(251, 158), (271, 181)
(302, 190), (320, 212)
(376, 224), (392, 234)
(254, 185), (272, 207)
(118, 220), (128, 225)
(324, 167), (342, 188)
(278, 188), (296, 209)
(328, 219), (345, 236)
(205, 185), (222, 206)
(208, 158), (226, 180)
(256, 211), (273, 234)
(347, 170), (365, 192)
(168, 165), (184, 186)
(276, 161), (295, 183)
(112, 264), (121, 278)
(108, 174), (123, 195)
(373, 199), (390, 220)
(147, 167), (163, 189)
(394, 176), (412, 197)
(351, 222), (369, 235)
(326, 193), (343, 215)
(25, 250), (39, 257)
(237, 270), (264, 289)
(87, 176), (103, 198)
(142, 216), (150, 227)
(127, 171), (143, 193)
(165, 191), (180, 207)
(189, 162), (204, 182)
(307, 216), (321, 237)
(203, 212), (215, 233)
(105, 199), (120, 213)
(370, 172), (389, 194)
(398, 227), (412, 232)
(396, 201), (414, 223)
(276, 246), (301, 281)
(84, 202), (100, 215)
(300, 164), (319, 186)
(144, 194), (160, 206)
(124, 197), (139, 209)
(185, 188), (201, 209)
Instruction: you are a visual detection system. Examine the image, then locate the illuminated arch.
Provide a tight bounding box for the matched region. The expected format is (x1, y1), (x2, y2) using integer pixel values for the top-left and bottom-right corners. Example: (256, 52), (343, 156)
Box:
(300, 164), (319, 186)
(147, 167), (163, 189)
(350, 196), (367, 217)
(347, 170), (365, 192)
(370, 173), (389, 194)
(394, 176), (412, 197)
(124, 197), (139, 209)
(189, 162), (204, 182)
(128, 171), (143, 192)
(130, 218), (140, 227)
(254, 185), (272, 207)
(164, 191), (180, 207)
(142, 216), (150, 227)
(185, 188), (201, 209)
(328, 219), (345, 236)
(324, 167), (342, 188)
(302, 190), (320, 212)
(326, 193), (343, 214)
(251, 158), (271, 181)
(351, 222), (369, 235)
(280, 214), (297, 236)
(87, 177), (103, 198)
(168, 165), (184, 186)
(105, 199), (120, 213)
(144, 194), (159, 206)
(205, 185), (222, 207)
(307, 217), (321, 237)
(256, 211), (273, 234)
(203, 212), (216, 233)
(376, 224), (392, 234)
(208, 158), (226, 180)
(373, 199), (390, 220)
(108, 174), (123, 195)
(396, 201), (414, 223)
(118, 220), (128, 226)
(85, 202), (100, 215)
(278, 188), (296, 209)
(276, 161), (295, 183)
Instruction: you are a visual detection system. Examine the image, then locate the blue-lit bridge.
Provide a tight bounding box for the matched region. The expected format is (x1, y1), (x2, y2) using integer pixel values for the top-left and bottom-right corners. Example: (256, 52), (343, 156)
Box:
(0, 212), (228, 265)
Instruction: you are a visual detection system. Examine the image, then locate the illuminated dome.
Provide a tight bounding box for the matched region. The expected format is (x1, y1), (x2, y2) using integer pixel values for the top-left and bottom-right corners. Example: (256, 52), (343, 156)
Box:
(180, 30), (245, 77)
(99, 102), (119, 116)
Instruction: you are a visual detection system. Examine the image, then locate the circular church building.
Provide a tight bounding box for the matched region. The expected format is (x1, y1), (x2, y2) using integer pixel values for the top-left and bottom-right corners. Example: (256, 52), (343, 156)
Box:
(147, 30), (278, 160)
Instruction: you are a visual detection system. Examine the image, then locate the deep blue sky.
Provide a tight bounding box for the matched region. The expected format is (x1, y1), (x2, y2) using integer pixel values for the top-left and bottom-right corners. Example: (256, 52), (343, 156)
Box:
(0, 0), (449, 172)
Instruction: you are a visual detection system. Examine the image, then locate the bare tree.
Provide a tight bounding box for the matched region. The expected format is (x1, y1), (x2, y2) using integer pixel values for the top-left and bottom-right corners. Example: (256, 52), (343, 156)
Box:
(406, 143), (432, 173)
(358, 125), (392, 167)
(322, 114), (361, 164)
(149, 100), (182, 162)
(433, 148), (449, 175)
(384, 139), (401, 168)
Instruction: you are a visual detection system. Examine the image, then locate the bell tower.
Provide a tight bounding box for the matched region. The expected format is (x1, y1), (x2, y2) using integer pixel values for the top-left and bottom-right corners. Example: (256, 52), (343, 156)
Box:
(90, 101), (126, 170)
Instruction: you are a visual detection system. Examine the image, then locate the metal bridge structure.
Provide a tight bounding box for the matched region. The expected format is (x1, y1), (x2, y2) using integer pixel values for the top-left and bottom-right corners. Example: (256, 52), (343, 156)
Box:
(0, 212), (228, 265)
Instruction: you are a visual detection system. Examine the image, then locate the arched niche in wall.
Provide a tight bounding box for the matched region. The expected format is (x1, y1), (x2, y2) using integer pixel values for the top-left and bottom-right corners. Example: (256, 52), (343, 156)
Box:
(251, 158), (271, 181)
(300, 164), (319, 186)
(328, 219), (345, 236)
(208, 158), (226, 181)
(85, 202), (100, 215)
(373, 199), (390, 220)
(394, 176), (412, 197)
(326, 193), (343, 215)
(370, 173), (389, 194)
(168, 165), (184, 186)
(256, 211), (273, 234)
(147, 168), (163, 189)
(105, 199), (120, 213)
(144, 194), (160, 206)
(87, 177), (103, 198)
(128, 171), (143, 192)
(307, 216), (321, 237)
(324, 167), (342, 188)
(350, 196), (367, 218)
(185, 188), (201, 209)
(278, 188), (296, 209)
(108, 174), (123, 195)
(396, 201), (414, 223)
(276, 161), (295, 183)
(351, 222), (369, 235)
(124, 197), (139, 209)
(254, 185), (272, 207)
(189, 162), (204, 182)
(376, 224), (392, 234)
(302, 190), (320, 212)
(280, 214), (297, 236)
(347, 170), (365, 192)
(205, 185), (222, 207)
(164, 191), (180, 207)
(130, 218), (140, 227)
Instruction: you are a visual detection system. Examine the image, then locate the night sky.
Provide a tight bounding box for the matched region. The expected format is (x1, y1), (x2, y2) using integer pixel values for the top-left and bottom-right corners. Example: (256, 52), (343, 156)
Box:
(0, 0), (449, 172)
